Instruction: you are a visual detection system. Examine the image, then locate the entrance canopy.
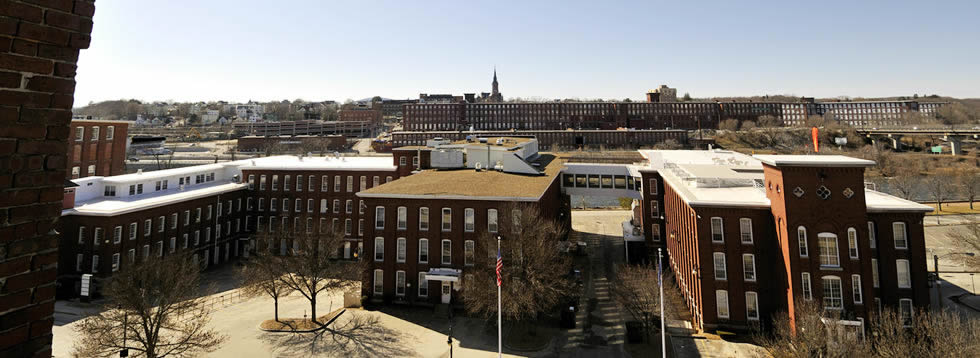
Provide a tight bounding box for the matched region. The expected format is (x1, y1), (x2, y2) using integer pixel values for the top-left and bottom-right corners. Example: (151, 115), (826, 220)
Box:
(426, 268), (461, 282)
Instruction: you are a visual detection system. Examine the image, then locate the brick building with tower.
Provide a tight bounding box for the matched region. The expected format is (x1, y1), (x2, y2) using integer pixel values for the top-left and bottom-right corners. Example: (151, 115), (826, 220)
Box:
(627, 150), (932, 332)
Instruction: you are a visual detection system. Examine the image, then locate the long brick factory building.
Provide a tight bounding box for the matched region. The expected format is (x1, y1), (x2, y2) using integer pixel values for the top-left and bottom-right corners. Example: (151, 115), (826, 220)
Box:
(391, 90), (945, 150)
(56, 134), (932, 336)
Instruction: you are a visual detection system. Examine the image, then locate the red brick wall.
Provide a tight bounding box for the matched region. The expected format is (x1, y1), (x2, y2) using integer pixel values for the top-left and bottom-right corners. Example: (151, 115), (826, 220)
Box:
(66, 120), (128, 178)
(0, 1), (96, 356)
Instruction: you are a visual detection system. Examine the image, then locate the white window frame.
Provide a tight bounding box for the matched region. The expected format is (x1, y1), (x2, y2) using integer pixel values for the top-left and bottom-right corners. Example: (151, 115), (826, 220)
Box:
(464, 208), (475, 232)
(896, 259), (911, 288)
(893, 222), (907, 249)
(822, 275), (843, 310)
(418, 272), (428, 297)
(742, 254), (756, 282)
(710, 217), (724, 243)
(397, 207), (407, 230)
(375, 207), (385, 229)
(374, 237), (384, 262)
(739, 218), (753, 244)
(798, 226), (808, 257)
(419, 207), (429, 231)
(899, 299), (913, 327)
(395, 270), (406, 296)
(441, 208), (452, 232)
(801, 272), (812, 300)
(464, 240), (475, 266)
(713, 252), (727, 281)
(716, 290), (729, 319)
(418, 238), (429, 264)
(745, 291), (759, 321)
(487, 209), (498, 233)
(396, 238), (406, 263)
(818, 233), (840, 268)
(852, 274), (863, 304)
(373, 269), (383, 296)
(847, 227), (859, 259)
(441, 239), (451, 265)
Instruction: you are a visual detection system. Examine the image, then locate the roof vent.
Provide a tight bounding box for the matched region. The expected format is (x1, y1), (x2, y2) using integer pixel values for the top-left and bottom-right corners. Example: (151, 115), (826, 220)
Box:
(475, 162), (482, 171)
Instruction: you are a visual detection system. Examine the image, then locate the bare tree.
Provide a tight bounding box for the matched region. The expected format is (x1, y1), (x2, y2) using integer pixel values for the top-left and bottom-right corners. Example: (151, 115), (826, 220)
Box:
(461, 204), (571, 325)
(756, 115), (785, 148)
(718, 118), (739, 131)
(890, 172), (919, 200)
(240, 248), (292, 322)
(72, 254), (226, 358)
(261, 228), (362, 324)
(948, 217), (980, 271)
(755, 299), (869, 358)
(869, 308), (980, 357)
(926, 170), (954, 211)
(956, 168), (979, 210)
(610, 264), (660, 342)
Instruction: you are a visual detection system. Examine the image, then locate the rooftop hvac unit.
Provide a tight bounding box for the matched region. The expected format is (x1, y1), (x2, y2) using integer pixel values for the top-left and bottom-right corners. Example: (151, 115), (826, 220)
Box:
(495, 138), (504, 145)
(479, 138), (488, 143)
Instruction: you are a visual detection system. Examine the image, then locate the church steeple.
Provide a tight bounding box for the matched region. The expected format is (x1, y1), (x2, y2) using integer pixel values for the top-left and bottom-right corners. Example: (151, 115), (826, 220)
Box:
(491, 67), (499, 97)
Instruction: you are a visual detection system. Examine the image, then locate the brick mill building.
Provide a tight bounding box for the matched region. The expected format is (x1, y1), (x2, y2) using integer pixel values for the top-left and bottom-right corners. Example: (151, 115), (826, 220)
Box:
(55, 136), (932, 335)
(628, 150), (932, 332)
(358, 137), (569, 304)
(58, 154), (399, 298)
(67, 119), (128, 179)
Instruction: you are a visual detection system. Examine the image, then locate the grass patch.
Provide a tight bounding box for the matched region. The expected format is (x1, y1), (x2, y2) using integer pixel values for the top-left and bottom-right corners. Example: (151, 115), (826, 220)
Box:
(924, 202), (980, 216)
(259, 308), (344, 332)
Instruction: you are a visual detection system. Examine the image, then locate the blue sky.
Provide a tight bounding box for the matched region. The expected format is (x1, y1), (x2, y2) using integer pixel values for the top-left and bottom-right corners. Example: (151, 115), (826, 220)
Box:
(73, 0), (980, 105)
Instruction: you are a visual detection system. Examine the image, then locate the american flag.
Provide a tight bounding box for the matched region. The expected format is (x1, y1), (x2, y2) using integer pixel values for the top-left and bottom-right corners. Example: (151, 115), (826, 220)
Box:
(496, 247), (503, 287)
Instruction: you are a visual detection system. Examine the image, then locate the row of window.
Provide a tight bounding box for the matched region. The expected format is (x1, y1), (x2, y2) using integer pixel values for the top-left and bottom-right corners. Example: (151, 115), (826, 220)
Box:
(103, 173), (216, 197)
(249, 174), (392, 192)
(74, 125), (115, 141)
(373, 270), (430, 297)
(79, 240), (240, 274)
(560, 174), (646, 192)
(709, 217), (755, 244)
(373, 237), (478, 266)
(252, 197), (363, 215)
(795, 222), (908, 268)
(374, 207), (517, 233)
(255, 216), (360, 236)
(77, 201), (243, 245)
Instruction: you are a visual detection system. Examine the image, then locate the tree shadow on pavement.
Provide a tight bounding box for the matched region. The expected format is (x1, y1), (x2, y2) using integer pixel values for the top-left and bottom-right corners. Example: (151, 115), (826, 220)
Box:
(259, 310), (417, 357)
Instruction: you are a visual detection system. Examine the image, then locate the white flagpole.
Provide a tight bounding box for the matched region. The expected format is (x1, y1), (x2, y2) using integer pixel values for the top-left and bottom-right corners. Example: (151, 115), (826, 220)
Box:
(497, 237), (503, 358)
(659, 248), (666, 358)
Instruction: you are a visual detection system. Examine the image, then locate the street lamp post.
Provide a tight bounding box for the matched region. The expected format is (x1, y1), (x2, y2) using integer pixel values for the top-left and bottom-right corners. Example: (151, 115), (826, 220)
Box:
(934, 252), (976, 310)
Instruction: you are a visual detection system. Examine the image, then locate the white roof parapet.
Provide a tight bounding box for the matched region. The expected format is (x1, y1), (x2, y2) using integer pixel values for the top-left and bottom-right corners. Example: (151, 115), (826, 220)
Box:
(240, 155), (396, 171)
(865, 189), (934, 213)
(64, 182), (247, 217)
(753, 155), (875, 168)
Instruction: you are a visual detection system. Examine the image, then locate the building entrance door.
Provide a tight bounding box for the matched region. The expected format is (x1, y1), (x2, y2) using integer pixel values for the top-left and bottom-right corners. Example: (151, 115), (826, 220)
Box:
(441, 281), (451, 304)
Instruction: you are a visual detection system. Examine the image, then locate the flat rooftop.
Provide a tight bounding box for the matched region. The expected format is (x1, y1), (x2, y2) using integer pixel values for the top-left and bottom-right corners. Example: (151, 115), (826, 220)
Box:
(65, 182), (247, 216)
(239, 155), (396, 171)
(753, 155), (875, 167)
(358, 154), (562, 201)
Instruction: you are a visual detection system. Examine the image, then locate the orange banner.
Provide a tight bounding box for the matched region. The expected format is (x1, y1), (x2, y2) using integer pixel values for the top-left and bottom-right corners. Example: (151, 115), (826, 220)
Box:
(811, 127), (819, 153)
